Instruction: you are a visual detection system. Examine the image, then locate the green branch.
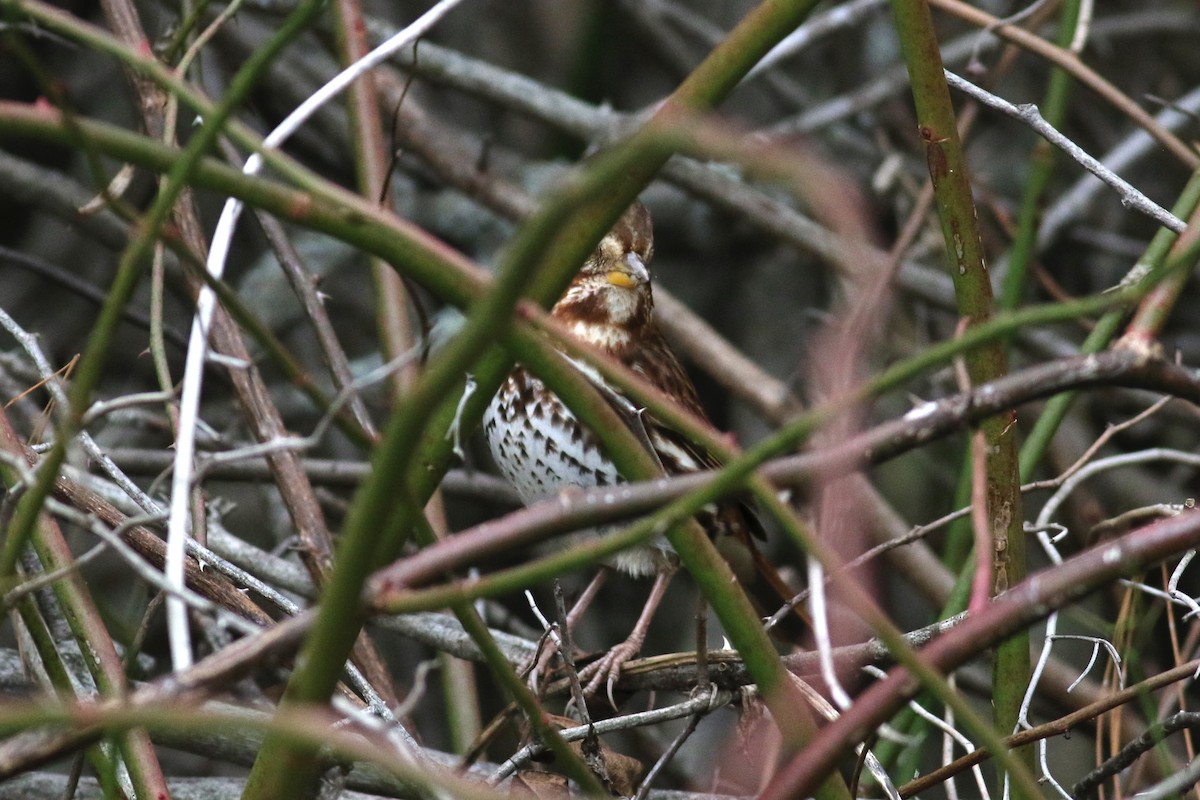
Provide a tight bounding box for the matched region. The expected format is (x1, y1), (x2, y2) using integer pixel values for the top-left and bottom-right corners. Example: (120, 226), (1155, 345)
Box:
(889, 0), (1029, 794)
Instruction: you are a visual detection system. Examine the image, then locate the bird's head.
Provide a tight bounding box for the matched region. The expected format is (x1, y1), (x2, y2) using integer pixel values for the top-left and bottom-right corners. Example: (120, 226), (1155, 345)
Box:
(553, 203), (655, 349)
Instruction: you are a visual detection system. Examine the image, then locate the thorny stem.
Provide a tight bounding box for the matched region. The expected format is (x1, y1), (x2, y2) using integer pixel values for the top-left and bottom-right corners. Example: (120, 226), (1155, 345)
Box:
(888, 2), (1030, 794)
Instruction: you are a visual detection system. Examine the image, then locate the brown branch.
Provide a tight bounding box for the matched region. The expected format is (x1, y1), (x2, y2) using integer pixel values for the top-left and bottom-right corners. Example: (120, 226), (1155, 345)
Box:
(901, 659), (1200, 797)
(369, 350), (1200, 598)
(762, 507), (1200, 799)
(252, 206), (379, 440)
(52, 476), (274, 626)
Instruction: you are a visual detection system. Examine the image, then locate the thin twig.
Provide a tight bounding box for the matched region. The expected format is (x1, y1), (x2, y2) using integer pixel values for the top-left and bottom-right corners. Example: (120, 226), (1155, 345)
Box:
(944, 70), (1185, 234)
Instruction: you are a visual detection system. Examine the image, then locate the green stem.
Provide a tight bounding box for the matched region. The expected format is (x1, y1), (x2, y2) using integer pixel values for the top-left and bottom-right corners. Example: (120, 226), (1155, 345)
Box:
(889, 0), (1028, 794)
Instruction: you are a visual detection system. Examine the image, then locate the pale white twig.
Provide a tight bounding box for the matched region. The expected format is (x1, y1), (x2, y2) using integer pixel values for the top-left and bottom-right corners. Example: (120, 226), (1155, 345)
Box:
(330, 693), (425, 773)
(1039, 448), (1200, 526)
(1169, 551), (1200, 622)
(446, 374), (477, 460)
(926, 690), (984, 800)
(1119, 578), (1200, 618)
(942, 684), (962, 800)
(1070, 0), (1094, 53)
(849, 671), (950, 800)
(80, 391), (175, 426)
(393, 660), (437, 720)
(523, 589), (561, 694)
(806, 558), (852, 710)
(168, 0), (471, 673)
(1036, 730), (1072, 800)
(1047, 635), (1122, 692)
(1121, 573), (1200, 679)
(1020, 522), (1073, 800)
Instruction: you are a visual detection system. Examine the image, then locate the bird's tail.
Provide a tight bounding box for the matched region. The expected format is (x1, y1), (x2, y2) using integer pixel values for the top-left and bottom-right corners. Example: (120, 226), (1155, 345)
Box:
(744, 538), (811, 645)
(713, 533), (810, 646)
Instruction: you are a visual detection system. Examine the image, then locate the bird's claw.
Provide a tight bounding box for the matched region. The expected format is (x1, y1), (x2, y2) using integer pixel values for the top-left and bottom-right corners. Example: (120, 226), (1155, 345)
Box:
(578, 639), (641, 709)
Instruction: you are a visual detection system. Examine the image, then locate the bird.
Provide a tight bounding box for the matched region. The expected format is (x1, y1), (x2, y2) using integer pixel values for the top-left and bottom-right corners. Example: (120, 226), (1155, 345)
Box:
(482, 201), (799, 698)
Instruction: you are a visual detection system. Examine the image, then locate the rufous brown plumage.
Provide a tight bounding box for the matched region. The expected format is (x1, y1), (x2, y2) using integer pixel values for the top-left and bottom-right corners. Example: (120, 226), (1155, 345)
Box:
(482, 202), (798, 697)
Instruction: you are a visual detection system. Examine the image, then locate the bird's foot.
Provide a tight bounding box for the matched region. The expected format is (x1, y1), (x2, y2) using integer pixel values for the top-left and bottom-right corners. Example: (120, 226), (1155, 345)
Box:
(577, 633), (645, 708)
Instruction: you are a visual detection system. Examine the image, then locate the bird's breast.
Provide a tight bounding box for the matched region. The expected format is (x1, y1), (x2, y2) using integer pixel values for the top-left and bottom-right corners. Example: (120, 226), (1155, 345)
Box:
(481, 368), (678, 576)
(482, 369), (622, 504)
(566, 320), (631, 351)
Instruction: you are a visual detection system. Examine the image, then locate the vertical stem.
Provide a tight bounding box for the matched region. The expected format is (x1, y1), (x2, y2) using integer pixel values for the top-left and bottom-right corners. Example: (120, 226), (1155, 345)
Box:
(888, 0), (1029, 794)
(330, 0), (418, 398)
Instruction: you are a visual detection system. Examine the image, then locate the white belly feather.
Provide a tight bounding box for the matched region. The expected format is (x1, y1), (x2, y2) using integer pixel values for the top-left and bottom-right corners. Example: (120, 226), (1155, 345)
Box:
(482, 369), (674, 576)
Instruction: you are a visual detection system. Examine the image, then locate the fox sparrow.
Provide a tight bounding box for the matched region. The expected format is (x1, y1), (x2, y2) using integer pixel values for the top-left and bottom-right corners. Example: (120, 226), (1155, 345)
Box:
(483, 202), (795, 696)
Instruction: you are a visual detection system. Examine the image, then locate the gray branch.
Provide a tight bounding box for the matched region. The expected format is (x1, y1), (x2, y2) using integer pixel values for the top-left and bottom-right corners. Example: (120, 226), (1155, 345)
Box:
(944, 69), (1186, 234)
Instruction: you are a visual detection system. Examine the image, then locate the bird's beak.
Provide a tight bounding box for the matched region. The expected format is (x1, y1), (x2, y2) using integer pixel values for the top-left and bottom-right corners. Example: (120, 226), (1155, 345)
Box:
(606, 252), (649, 289)
(606, 270), (638, 289)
